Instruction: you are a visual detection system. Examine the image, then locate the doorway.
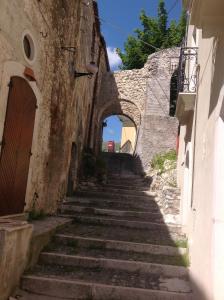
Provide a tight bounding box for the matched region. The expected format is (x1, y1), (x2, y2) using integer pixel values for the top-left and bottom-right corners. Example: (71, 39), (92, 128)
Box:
(0, 76), (37, 216)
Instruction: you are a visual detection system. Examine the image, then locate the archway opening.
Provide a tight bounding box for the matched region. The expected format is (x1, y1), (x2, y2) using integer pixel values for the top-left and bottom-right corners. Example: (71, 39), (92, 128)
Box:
(101, 114), (137, 154)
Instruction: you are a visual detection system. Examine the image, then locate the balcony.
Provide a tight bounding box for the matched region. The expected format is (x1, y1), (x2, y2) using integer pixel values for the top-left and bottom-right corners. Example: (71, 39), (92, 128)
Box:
(176, 47), (198, 123)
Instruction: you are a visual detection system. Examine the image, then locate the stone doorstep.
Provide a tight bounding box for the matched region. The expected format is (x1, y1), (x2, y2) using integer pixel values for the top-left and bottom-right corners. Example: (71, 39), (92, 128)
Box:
(54, 235), (187, 256)
(0, 213), (28, 222)
(70, 215), (183, 234)
(21, 276), (193, 300)
(27, 217), (73, 270)
(39, 252), (188, 278)
(0, 220), (31, 232)
(31, 216), (73, 237)
(0, 215), (30, 233)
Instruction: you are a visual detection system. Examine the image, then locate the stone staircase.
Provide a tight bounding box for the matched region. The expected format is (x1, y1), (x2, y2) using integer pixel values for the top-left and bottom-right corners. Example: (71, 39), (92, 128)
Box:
(14, 167), (192, 299)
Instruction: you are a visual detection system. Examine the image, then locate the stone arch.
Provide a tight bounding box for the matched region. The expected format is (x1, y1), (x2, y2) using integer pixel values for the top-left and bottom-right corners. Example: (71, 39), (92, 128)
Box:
(98, 99), (141, 127)
(96, 99), (141, 154)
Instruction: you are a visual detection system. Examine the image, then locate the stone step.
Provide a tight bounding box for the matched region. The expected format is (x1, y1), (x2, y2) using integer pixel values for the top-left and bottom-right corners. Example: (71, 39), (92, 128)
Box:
(107, 177), (146, 185)
(39, 252), (189, 278)
(58, 223), (187, 247)
(64, 197), (160, 213)
(107, 173), (143, 178)
(75, 190), (156, 202)
(60, 205), (164, 223)
(103, 183), (150, 191)
(12, 290), (63, 300)
(87, 186), (155, 197)
(69, 215), (183, 235)
(54, 234), (187, 256)
(22, 275), (192, 300)
(48, 235), (188, 266)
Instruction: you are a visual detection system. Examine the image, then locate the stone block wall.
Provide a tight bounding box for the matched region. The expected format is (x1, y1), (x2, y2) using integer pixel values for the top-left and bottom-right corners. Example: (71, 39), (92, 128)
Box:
(0, 0), (109, 214)
(136, 116), (178, 171)
(95, 47), (180, 171)
(0, 220), (33, 300)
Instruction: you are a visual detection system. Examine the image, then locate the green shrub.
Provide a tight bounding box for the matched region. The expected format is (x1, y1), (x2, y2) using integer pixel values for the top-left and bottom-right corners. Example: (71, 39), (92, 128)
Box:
(151, 150), (177, 173)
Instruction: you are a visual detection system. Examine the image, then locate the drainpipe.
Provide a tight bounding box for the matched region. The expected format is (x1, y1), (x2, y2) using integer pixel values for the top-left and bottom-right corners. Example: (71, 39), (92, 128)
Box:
(190, 64), (200, 211)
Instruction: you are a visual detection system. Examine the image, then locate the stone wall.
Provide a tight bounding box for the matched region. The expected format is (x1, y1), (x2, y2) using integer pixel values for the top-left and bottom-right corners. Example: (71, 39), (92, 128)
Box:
(0, 220), (32, 300)
(0, 0), (109, 214)
(95, 48), (179, 171)
(137, 115), (178, 171)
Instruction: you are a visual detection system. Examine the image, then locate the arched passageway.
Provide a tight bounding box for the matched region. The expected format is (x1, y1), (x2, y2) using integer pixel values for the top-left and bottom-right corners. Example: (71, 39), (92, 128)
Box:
(95, 99), (141, 155)
(102, 114), (137, 154)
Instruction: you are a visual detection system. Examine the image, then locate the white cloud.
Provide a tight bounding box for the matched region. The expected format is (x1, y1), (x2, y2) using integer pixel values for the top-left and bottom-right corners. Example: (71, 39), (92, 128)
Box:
(107, 47), (122, 70)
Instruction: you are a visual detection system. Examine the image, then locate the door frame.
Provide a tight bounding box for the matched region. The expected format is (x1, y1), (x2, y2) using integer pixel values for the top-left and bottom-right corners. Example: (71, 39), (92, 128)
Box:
(0, 61), (42, 214)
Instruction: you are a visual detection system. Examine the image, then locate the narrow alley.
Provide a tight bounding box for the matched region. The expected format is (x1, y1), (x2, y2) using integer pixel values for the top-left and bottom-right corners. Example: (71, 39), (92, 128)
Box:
(1, 0), (224, 299)
(14, 153), (192, 300)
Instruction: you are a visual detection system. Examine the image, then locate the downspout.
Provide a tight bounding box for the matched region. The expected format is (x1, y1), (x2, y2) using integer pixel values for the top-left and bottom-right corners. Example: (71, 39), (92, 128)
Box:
(190, 64), (200, 211)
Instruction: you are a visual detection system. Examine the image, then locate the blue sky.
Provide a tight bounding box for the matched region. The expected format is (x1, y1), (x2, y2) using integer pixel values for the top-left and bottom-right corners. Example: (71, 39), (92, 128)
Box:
(103, 116), (122, 143)
(99, 0), (183, 142)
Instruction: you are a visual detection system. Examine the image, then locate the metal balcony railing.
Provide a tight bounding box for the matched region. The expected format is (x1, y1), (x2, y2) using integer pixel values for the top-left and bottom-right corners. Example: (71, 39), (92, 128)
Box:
(178, 47), (198, 93)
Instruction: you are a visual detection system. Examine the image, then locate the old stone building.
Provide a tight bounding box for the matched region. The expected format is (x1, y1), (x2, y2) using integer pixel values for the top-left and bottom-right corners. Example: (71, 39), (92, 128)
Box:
(94, 48), (179, 171)
(0, 1), (110, 298)
(0, 0), (109, 216)
(0, 1), (184, 299)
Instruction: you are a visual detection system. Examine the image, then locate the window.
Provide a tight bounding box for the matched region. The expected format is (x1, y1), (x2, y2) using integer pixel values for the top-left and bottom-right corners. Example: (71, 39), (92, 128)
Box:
(22, 32), (36, 63)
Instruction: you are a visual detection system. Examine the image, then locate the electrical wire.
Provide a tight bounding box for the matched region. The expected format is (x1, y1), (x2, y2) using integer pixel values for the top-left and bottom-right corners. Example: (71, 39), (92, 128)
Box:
(167, 0), (179, 14)
(95, 2), (182, 56)
(94, 3), (181, 137)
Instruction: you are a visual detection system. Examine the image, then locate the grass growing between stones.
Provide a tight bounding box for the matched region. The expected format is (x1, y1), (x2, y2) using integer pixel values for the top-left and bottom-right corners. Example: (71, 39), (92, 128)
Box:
(28, 210), (46, 221)
(174, 239), (188, 248)
(151, 150), (177, 174)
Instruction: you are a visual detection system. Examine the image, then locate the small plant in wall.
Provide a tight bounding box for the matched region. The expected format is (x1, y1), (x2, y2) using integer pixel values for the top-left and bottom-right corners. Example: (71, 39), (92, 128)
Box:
(27, 192), (46, 221)
(151, 150), (177, 174)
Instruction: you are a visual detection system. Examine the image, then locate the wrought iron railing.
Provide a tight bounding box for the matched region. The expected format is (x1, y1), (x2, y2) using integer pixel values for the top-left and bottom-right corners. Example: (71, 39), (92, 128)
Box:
(178, 47), (198, 93)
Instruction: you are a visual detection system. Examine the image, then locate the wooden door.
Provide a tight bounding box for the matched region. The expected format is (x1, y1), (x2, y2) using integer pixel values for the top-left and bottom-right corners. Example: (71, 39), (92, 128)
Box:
(0, 77), (37, 216)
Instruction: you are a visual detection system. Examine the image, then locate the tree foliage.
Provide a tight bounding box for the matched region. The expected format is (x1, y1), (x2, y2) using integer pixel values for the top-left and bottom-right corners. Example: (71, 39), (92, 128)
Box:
(117, 0), (187, 70)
